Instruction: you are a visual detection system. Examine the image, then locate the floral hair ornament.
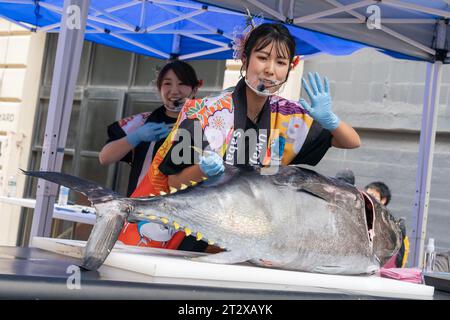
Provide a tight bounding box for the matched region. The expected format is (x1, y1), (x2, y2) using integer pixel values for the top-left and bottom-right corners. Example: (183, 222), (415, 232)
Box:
(231, 8), (264, 61)
(197, 79), (204, 88)
(291, 56), (301, 69)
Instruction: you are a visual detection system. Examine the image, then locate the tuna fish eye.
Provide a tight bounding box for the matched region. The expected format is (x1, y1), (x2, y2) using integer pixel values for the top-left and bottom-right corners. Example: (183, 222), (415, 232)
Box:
(125, 205), (133, 214)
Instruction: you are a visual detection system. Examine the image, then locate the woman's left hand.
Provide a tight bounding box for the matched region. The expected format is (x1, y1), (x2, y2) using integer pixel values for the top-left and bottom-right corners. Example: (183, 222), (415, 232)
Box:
(300, 72), (340, 131)
(199, 150), (225, 178)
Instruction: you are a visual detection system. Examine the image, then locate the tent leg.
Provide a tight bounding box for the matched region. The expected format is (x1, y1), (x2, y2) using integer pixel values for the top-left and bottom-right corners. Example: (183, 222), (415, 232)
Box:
(410, 61), (443, 267)
(30, 0), (90, 239)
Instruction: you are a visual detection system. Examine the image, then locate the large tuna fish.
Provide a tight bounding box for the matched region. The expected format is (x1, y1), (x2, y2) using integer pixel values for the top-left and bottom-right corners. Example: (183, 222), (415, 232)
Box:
(23, 165), (402, 275)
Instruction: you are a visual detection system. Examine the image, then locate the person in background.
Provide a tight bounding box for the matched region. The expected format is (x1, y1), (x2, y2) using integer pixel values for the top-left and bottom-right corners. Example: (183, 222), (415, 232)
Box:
(364, 181), (391, 206)
(365, 181), (409, 268)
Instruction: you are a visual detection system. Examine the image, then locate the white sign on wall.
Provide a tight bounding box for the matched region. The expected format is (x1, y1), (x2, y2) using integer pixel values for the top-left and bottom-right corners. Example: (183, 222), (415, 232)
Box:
(0, 102), (19, 132)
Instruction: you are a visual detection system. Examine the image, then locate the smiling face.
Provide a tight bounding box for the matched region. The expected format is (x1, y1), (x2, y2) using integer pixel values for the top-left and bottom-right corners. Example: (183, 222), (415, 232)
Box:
(159, 69), (197, 116)
(244, 41), (291, 96)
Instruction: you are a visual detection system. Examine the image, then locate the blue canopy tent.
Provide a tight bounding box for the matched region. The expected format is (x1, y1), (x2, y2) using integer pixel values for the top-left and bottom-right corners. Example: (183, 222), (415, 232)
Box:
(0, 0), (368, 59)
(0, 0), (448, 267)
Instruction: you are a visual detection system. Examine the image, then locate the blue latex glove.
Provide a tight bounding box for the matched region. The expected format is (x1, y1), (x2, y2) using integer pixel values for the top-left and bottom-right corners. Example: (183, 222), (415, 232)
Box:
(299, 72), (340, 131)
(271, 136), (286, 161)
(199, 151), (225, 178)
(126, 122), (170, 147)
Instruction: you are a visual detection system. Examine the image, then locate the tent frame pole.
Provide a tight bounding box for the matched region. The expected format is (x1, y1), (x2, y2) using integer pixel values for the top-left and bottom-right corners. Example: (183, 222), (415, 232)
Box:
(246, 0), (286, 21)
(33, 0), (232, 59)
(38, 1), (137, 32)
(144, 8), (205, 33)
(89, 3), (137, 30)
(38, 3), (167, 56)
(411, 60), (443, 267)
(152, 0), (245, 15)
(30, 0), (90, 238)
(0, 12), (34, 29)
(383, 0), (450, 19)
(301, 18), (436, 24)
(86, 22), (170, 59)
(183, 33), (229, 47)
(324, 0), (436, 56)
(293, 0), (376, 24)
(79, 30), (223, 35)
(91, 0), (140, 17)
(411, 19), (447, 267)
(179, 46), (230, 60)
(0, 0), (32, 4)
(154, 3), (234, 40)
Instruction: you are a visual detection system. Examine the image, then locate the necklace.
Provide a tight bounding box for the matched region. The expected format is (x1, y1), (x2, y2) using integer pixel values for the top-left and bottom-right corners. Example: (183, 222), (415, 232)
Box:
(248, 107), (263, 124)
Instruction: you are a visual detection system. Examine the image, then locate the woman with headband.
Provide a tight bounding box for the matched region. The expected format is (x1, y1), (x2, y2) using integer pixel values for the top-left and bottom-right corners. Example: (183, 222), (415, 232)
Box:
(156, 23), (359, 186)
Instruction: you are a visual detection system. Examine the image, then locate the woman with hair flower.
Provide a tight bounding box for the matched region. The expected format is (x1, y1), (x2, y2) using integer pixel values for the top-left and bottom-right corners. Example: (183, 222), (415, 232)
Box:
(133, 22), (360, 252)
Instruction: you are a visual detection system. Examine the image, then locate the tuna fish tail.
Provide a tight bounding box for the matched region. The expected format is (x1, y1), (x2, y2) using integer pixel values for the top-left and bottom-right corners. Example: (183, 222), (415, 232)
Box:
(81, 200), (128, 270)
(22, 170), (129, 271)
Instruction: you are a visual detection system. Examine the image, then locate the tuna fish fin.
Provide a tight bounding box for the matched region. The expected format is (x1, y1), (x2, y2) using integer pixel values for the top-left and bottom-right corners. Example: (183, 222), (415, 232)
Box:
(297, 183), (362, 209)
(21, 170), (120, 204)
(297, 188), (329, 202)
(200, 165), (243, 188)
(201, 173), (233, 187)
(272, 166), (363, 209)
(192, 250), (252, 265)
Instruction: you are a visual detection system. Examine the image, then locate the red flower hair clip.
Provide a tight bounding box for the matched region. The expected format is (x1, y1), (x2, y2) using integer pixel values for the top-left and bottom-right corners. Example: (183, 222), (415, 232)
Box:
(197, 79), (203, 87)
(291, 56), (301, 69)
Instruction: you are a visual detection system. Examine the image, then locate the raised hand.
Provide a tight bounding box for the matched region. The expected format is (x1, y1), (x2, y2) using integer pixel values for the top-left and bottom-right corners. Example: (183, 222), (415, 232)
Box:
(300, 72), (340, 131)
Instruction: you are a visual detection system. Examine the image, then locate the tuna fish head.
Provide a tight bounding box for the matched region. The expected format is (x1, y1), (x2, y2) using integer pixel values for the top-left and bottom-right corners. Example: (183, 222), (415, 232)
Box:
(369, 196), (403, 266)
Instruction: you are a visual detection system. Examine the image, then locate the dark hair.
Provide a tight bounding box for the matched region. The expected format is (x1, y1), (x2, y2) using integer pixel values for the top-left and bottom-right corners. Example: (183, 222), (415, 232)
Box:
(242, 23), (296, 69)
(156, 60), (199, 91)
(365, 181), (391, 205)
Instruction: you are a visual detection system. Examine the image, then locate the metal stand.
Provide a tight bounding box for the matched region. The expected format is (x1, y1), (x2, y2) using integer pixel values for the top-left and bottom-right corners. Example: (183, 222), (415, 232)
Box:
(30, 0), (90, 238)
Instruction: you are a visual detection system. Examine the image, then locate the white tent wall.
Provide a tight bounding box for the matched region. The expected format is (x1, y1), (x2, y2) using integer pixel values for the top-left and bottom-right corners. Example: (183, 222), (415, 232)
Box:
(302, 48), (450, 264)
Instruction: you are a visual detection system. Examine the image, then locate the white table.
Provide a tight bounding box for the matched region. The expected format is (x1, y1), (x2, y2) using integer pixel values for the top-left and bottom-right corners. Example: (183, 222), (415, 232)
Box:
(0, 196), (96, 225)
(31, 237), (436, 300)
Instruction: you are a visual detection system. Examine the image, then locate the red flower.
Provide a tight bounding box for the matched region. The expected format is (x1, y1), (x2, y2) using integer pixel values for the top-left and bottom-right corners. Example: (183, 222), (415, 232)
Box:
(197, 79), (204, 87)
(292, 56), (301, 69)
